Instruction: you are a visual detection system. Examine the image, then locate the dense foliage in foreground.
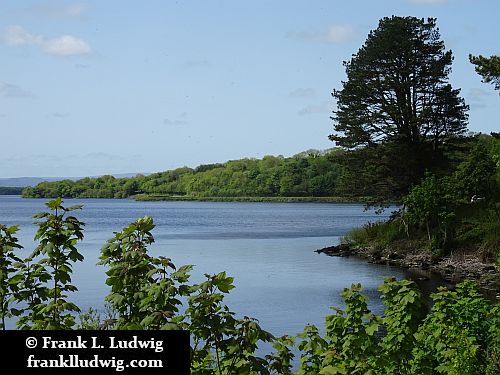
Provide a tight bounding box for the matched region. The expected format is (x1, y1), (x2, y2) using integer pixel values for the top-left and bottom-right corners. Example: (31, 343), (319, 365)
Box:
(22, 149), (344, 199)
(1, 199), (499, 374)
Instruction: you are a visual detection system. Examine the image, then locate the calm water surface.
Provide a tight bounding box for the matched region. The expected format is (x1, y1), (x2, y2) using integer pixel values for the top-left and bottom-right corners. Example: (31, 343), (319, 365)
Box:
(0, 196), (443, 334)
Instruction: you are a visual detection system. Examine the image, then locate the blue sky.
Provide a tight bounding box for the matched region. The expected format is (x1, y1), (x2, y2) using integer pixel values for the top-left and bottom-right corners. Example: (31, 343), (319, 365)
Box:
(1, 0), (499, 177)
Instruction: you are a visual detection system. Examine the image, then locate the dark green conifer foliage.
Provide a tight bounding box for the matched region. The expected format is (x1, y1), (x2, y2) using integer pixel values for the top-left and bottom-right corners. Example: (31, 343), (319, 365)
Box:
(331, 16), (469, 200)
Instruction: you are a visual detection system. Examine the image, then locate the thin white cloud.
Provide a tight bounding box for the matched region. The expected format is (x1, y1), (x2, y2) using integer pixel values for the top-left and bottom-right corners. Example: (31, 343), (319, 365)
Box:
(0, 82), (35, 98)
(164, 112), (189, 126)
(324, 25), (356, 43)
(51, 112), (69, 118)
(297, 102), (332, 116)
(3, 25), (91, 57)
(164, 118), (189, 126)
(85, 152), (123, 161)
(28, 2), (87, 18)
(288, 24), (356, 44)
(64, 3), (87, 16)
(467, 87), (492, 110)
(183, 60), (211, 69)
(407, 0), (447, 5)
(4, 25), (42, 46)
(289, 88), (316, 98)
(43, 35), (91, 56)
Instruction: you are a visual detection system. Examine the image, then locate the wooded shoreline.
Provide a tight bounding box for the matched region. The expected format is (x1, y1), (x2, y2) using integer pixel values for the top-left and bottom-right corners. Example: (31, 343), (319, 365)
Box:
(133, 194), (371, 203)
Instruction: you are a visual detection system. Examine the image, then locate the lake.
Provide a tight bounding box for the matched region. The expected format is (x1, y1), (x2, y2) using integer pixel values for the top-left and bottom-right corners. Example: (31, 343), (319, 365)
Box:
(0, 196), (444, 334)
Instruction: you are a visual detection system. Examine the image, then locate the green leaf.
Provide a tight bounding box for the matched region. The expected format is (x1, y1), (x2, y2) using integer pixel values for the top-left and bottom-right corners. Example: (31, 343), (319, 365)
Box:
(365, 323), (379, 336)
(8, 273), (24, 285)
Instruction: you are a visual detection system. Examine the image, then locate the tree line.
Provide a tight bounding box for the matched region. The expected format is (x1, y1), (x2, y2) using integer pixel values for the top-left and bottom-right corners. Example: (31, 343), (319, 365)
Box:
(22, 149), (345, 199)
(0, 187), (23, 195)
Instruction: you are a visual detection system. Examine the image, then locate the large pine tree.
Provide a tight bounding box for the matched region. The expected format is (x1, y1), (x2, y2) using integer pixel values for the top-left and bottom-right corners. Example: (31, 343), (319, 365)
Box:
(330, 16), (469, 200)
(469, 54), (500, 93)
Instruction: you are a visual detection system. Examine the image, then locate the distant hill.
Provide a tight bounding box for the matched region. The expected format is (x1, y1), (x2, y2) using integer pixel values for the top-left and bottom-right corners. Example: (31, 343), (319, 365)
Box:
(0, 173), (145, 187)
(0, 177), (63, 187)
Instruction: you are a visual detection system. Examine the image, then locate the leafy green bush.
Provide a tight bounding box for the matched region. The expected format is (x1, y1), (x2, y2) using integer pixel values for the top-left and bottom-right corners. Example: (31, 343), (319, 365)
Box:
(11, 198), (85, 329)
(412, 281), (498, 374)
(98, 216), (192, 330)
(456, 208), (500, 262)
(0, 224), (22, 329)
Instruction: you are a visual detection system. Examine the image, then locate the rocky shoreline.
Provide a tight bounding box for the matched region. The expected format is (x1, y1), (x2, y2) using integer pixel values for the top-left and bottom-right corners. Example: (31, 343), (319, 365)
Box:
(316, 243), (500, 299)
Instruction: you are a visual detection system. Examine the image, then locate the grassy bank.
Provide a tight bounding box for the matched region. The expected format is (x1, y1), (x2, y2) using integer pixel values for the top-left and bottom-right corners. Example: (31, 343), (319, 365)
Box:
(337, 210), (500, 296)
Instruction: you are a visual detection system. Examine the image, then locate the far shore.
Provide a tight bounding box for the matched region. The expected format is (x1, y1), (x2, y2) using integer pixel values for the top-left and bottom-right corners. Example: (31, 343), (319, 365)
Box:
(132, 194), (374, 204)
(2, 193), (377, 203)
